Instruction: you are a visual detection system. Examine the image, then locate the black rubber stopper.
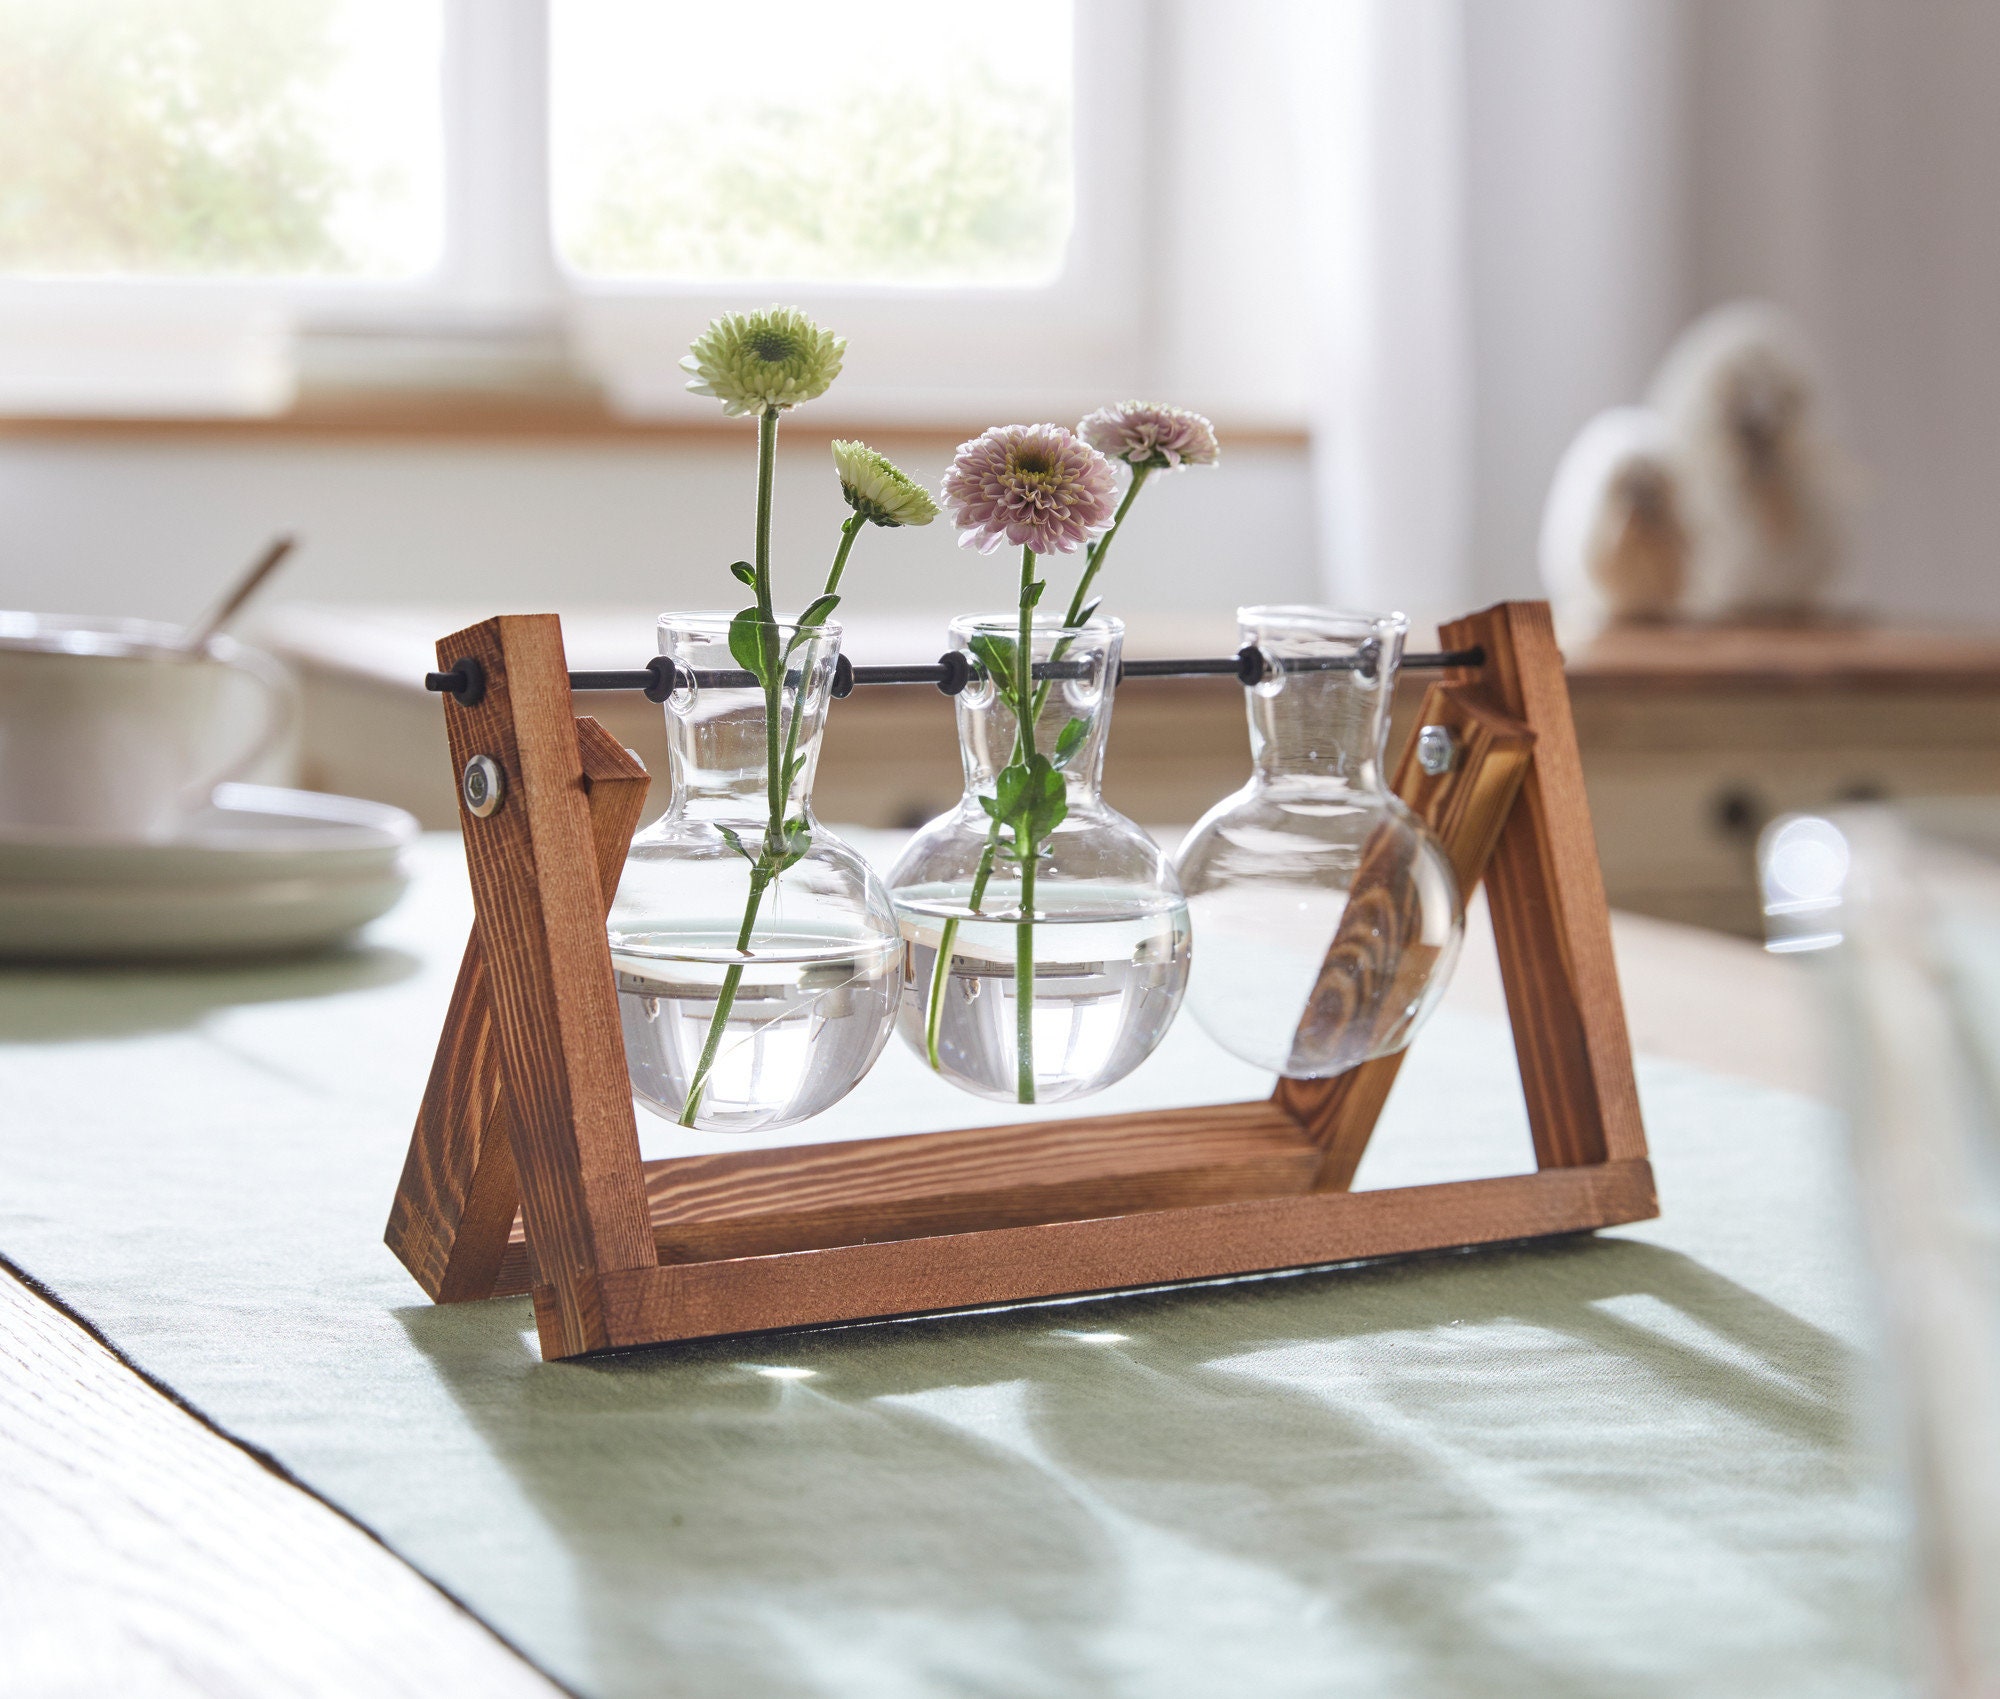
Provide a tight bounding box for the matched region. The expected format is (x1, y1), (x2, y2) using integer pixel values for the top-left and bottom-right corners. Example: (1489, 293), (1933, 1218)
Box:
(832, 655), (855, 699)
(642, 656), (681, 703)
(936, 650), (974, 696)
(427, 656), (485, 707)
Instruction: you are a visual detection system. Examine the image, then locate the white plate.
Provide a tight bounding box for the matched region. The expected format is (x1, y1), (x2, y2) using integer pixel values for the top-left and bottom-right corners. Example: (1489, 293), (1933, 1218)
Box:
(0, 785), (417, 960)
(0, 784), (417, 887)
(0, 870), (411, 960)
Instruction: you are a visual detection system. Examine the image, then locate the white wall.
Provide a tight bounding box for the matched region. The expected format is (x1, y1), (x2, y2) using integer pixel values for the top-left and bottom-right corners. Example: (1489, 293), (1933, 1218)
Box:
(7, 2), (2000, 632)
(0, 431), (1316, 625)
(1463, 0), (1692, 605)
(1691, 0), (2000, 624)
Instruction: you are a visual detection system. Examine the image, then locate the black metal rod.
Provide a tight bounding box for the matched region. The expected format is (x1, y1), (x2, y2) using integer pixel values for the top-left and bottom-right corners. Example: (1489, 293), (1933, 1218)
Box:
(568, 669), (658, 692)
(427, 647), (1486, 702)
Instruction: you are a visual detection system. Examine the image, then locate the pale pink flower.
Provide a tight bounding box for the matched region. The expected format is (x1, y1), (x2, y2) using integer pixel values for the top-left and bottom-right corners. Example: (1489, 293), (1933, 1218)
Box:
(1079, 400), (1220, 470)
(940, 423), (1119, 556)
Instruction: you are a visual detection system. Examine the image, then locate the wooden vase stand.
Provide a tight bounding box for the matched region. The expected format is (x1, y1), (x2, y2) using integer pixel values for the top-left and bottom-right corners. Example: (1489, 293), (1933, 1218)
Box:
(385, 599), (1656, 1361)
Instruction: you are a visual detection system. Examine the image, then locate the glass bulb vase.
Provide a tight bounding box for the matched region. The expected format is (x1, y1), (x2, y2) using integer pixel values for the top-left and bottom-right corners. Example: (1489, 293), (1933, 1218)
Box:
(608, 613), (902, 1134)
(1175, 606), (1464, 1077)
(887, 614), (1190, 1106)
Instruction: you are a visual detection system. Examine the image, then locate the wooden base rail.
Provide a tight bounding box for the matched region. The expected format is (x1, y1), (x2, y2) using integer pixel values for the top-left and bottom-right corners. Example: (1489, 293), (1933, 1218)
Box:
(387, 600), (1656, 1361)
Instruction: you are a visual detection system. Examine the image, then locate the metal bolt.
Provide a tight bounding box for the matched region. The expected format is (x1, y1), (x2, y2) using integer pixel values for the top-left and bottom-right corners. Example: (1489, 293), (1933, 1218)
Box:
(461, 754), (505, 818)
(1416, 724), (1457, 776)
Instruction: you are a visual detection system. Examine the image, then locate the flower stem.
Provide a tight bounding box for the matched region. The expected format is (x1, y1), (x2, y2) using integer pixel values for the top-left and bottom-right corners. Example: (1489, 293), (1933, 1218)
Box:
(756, 407), (783, 840)
(1063, 463), (1149, 627)
(924, 817), (1001, 1071)
(680, 866), (771, 1126)
(825, 512), (863, 596)
(679, 404), (785, 1128)
(1015, 543), (1038, 1104)
(1016, 853), (1036, 1103)
(1029, 464), (1152, 723)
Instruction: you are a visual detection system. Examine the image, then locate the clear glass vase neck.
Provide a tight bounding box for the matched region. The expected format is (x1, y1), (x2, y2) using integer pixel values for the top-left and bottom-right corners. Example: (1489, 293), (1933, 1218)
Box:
(1240, 605), (1408, 796)
(654, 612), (838, 822)
(949, 613), (1121, 806)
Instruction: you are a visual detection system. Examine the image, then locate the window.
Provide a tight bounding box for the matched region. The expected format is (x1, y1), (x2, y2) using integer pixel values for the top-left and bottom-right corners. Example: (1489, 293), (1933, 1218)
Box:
(0, 0), (444, 279)
(552, 0), (1076, 288)
(0, 0), (1156, 419)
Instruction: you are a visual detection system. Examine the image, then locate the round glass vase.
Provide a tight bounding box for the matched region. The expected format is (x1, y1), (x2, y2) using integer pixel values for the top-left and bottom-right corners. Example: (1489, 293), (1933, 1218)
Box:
(608, 613), (902, 1134)
(886, 614), (1190, 1106)
(1174, 606), (1464, 1077)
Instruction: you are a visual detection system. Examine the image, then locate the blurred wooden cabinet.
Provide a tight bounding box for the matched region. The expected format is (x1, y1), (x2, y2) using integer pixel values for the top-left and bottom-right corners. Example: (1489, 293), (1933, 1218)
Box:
(265, 607), (2000, 939)
(1563, 622), (2000, 935)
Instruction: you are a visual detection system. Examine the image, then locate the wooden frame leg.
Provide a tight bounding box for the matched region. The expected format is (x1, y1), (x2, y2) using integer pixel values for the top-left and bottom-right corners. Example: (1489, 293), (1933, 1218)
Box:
(1443, 602), (1647, 1169)
(403, 616), (656, 1357)
(385, 717), (651, 1302)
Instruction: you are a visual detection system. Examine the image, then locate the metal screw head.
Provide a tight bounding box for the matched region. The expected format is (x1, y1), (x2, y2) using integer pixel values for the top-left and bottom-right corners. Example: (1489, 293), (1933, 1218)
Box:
(1416, 723), (1457, 776)
(461, 754), (505, 818)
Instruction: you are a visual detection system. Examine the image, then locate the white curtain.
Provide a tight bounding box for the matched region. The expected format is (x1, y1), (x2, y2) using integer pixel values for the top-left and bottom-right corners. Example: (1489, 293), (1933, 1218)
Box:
(1289, 0), (1472, 620)
(1287, 0), (1691, 623)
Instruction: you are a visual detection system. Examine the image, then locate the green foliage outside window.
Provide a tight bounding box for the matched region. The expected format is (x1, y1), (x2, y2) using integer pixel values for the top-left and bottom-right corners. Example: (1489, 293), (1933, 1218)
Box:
(564, 68), (1073, 286)
(0, 0), (405, 276)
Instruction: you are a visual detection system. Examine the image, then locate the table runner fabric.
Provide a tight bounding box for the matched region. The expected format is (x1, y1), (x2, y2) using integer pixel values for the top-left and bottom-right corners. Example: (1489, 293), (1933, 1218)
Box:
(0, 838), (1907, 1698)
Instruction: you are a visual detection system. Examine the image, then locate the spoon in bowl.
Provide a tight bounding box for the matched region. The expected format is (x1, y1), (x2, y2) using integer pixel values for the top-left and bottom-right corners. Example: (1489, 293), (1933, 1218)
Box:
(181, 534), (298, 655)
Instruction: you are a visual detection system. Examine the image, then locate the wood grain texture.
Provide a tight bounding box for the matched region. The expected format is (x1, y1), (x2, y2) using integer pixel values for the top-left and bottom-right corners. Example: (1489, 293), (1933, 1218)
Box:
(384, 922), (513, 1301)
(1446, 601), (1649, 1168)
(1284, 819), (1428, 1076)
(0, 1265), (555, 1697)
(385, 715), (648, 1302)
(588, 1160), (1660, 1349)
(1279, 684), (1536, 1189)
(491, 1101), (1322, 1291)
(438, 617), (655, 1358)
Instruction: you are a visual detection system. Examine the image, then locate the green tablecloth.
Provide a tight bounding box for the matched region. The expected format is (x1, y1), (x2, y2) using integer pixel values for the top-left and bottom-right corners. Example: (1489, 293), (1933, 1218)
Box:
(0, 838), (1909, 1698)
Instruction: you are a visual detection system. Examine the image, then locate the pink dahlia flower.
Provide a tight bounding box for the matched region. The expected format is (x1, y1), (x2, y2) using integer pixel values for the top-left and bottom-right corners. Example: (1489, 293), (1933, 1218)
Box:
(1079, 401), (1220, 470)
(940, 423), (1119, 556)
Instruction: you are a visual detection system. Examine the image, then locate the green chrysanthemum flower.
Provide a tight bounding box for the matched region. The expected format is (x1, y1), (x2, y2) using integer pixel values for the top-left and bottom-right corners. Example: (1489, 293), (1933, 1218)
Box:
(831, 440), (940, 527)
(681, 306), (846, 417)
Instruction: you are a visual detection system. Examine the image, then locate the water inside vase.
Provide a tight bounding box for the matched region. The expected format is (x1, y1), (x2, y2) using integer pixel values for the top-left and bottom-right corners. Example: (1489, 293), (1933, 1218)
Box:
(892, 880), (1191, 1104)
(615, 920), (901, 1134)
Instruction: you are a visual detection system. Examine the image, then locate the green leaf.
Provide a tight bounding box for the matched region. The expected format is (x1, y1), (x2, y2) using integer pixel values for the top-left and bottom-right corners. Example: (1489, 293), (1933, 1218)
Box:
(729, 606), (773, 686)
(772, 818), (813, 872)
(1025, 756), (1069, 839)
(967, 633), (1016, 690)
(992, 761), (1030, 819)
(1077, 597), (1102, 626)
(978, 794), (1002, 820)
(1052, 715), (1089, 768)
(787, 593), (841, 655)
(1020, 578), (1046, 609)
(729, 560), (757, 587)
(716, 824), (755, 863)
(991, 754), (1069, 853)
(784, 752), (808, 791)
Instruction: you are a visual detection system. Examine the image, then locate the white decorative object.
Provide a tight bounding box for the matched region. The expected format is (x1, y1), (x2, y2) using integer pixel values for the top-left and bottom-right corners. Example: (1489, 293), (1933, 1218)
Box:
(1538, 406), (1688, 647)
(1650, 301), (1846, 619)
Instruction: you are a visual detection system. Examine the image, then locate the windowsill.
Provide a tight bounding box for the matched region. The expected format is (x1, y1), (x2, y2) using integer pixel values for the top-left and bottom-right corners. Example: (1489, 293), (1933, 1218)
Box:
(0, 390), (1312, 448)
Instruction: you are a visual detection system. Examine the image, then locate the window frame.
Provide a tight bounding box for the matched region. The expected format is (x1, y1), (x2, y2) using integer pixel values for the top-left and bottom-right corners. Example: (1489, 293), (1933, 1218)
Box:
(0, 0), (1157, 423)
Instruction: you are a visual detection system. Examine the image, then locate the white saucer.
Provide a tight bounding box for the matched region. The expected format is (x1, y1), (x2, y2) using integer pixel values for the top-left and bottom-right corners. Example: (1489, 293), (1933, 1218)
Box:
(0, 784), (418, 960)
